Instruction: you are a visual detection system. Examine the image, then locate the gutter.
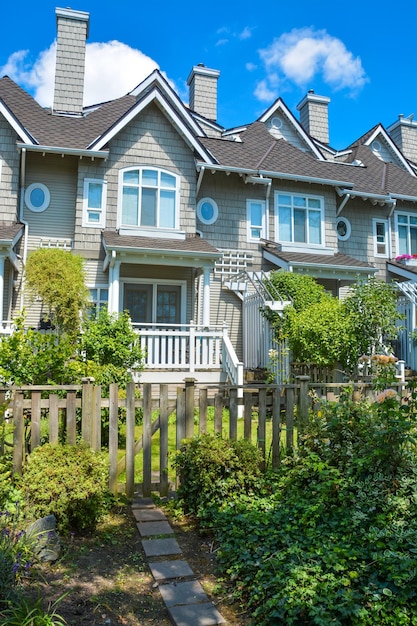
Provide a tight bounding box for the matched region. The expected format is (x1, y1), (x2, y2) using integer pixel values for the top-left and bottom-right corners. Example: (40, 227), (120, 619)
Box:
(17, 143), (108, 159)
(196, 162), (354, 188)
(19, 147), (28, 310)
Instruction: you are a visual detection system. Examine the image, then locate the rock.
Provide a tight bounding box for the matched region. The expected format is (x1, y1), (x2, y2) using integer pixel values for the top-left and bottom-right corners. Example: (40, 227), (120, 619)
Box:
(26, 515), (61, 562)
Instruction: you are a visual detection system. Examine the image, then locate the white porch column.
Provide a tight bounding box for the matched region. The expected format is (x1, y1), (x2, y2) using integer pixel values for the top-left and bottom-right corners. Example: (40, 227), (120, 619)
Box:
(202, 267), (211, 327)
(112, 259), (121, 314)
(0, 256), (4, 323)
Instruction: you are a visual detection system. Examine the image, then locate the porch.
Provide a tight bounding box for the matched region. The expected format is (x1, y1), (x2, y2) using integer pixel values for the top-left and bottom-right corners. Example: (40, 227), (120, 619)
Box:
(133, 321), (243, 386)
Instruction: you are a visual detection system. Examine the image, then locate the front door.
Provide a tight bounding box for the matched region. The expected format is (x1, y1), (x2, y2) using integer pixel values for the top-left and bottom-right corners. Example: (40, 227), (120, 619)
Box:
(124, 283), (181, 325)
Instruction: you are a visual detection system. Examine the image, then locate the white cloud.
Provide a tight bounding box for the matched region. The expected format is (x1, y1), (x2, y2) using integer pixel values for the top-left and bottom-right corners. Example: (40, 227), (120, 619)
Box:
(0, 40), (161, 107)
(239, 27), (253, 40)
(254, 79), (278, 102)
(257, 27), (368, 101)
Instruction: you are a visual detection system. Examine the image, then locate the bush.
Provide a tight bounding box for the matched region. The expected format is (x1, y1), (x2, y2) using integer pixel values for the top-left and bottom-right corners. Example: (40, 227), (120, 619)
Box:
(0, 457), (22, 514)
(21, 444), (113, 535)
(173, 434), (263, 524)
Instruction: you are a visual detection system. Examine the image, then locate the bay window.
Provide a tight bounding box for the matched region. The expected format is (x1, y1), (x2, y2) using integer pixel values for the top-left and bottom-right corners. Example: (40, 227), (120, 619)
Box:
(396, 213), (417, 256)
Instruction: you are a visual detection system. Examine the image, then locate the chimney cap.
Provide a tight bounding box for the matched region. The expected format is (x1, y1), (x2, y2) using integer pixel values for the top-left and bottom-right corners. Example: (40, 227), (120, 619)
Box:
(187, 65), (220, 85)
(56, 7), (90, 37)
(296, 91), (330, 111)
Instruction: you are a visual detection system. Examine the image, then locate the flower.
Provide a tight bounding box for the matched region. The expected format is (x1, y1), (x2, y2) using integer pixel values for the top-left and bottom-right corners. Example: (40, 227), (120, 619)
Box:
(376, 389), (397, 403)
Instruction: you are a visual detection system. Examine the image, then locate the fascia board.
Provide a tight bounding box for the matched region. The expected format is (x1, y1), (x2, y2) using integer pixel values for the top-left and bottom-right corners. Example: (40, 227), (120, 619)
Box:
(89, 89), (215, 163)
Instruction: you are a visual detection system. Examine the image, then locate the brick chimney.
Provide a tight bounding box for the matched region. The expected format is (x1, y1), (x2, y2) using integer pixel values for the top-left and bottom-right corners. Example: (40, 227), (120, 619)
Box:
(388, 114), (417, 164)
(53, 7), (90, 116)
(297, 90), (330, 145)
(187, 64), (220, 122)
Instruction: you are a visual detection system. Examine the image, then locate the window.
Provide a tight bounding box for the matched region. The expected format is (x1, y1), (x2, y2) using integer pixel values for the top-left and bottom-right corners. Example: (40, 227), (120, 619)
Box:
(247, 199), (267, 241)
(123, 282), (184, 325)
(25, 183), (50, 213)
(119, 167), (179, 230)
(88, 286), (108, 316)
(197, 197), (218, 225)
(336, 217), (351, 241)
(373, 219), (389, 257)
(276, 192), (323, 246)
(83, 179), (107, 228)
(396, 213), (417, 256)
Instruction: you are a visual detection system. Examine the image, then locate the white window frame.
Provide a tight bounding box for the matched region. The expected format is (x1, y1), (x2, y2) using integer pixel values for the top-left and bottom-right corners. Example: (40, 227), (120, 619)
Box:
(373, 218), (389, 258)
(120, 278), (187, 324)
(395, 212), (417, 257)
(275, 191), (325, 248)
(247, 199), (267, 242)
(82, 179), (107, 228)
(117, 166), (180, 234)
(336, 217), (351, 241)
(88, 285), (109, 315)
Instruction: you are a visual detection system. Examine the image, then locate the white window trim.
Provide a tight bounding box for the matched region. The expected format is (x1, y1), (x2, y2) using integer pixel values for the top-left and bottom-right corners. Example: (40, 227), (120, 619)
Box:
(395, 212), (417, 257)
(0, 159), (2, 187)
(82, 178), (107, 228)
(373, 218), (389, 258)
(274, 190), (325, 249)
(117, 166), (181, 234)
(246, 199), (267, 242)
(120, 278), (187, 324)
(88, 284), (109, 314)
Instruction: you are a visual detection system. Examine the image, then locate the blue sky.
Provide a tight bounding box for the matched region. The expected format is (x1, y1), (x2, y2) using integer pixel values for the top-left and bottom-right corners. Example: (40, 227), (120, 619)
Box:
(1, 0), (416, 150)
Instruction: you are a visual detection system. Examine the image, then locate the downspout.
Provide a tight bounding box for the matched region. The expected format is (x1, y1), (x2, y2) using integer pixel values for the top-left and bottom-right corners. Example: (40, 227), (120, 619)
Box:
(19, 147), (28, 311)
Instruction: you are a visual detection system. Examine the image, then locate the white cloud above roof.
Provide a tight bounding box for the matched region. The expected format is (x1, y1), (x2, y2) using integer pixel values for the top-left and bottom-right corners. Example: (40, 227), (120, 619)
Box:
(256, 27), (368, 101)
(0, 40), (160, 107)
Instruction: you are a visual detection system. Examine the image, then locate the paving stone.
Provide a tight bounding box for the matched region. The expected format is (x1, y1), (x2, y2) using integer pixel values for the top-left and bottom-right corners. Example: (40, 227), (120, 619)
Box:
(131, 498), (155, 509)
(133, 508), (167, 522)
(159, 580), (208, 607)
(148, 559), (194, 581)
(142, 537), (182, 557)
(167, 602), (226, 626)
(137, 521), (173, 536)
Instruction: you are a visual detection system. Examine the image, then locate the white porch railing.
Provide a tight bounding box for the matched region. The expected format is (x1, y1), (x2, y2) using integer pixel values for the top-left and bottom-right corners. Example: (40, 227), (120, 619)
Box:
(0, 321), (14, 335)
(132, 321), (228, 372)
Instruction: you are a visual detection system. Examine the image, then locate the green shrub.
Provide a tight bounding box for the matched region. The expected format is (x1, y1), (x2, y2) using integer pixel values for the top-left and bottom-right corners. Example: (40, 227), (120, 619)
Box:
(0, 457), (22, 514)
(21, 444), (113, 535)
(173, 434), (263, 524)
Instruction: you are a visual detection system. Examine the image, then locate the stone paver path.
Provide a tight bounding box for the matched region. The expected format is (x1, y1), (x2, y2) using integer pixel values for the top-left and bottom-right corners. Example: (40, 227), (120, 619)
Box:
(132, 497), (226, 626)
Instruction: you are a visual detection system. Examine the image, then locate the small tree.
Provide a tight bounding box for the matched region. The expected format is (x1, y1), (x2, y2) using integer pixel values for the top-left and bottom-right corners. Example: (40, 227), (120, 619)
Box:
(77, 309), (144, 390)
(25, 248), (90, 337)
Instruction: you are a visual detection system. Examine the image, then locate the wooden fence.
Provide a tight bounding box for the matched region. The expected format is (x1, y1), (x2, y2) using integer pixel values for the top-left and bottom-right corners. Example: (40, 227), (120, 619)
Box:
(1, 377), (380, 498)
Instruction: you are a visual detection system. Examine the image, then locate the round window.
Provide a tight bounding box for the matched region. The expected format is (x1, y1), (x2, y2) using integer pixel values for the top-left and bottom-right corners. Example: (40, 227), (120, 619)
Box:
(336, 217), (351, 241)
(271, 116), (283, 130)
(197, 197), (218, 225)
(25, 183), (50, 213)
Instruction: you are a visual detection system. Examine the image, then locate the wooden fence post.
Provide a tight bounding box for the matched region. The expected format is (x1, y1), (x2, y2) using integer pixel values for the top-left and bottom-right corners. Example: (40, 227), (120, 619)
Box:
(176, 386), (185, 489)
(108, 383), (119, 496)
(92, 385), (102, 452)
(285, 386), (295, 454)
(229, 387), (238, 440)
(142, 383), (152, 498)
(199, 388), (208, 434)
(185, 378), (195, 439)
(258, 387), (267, 467)
(81, 378), (95, 446)
(49, 394), (59, 444)
(125, 381), (136, 498)
(13, 391), (24, 475)
(66, 390), (77, 445)
(243, 391), (252, 441)
(272, 386), (282, 468)
(159, 384), (169, 497)
(214, 392), (223, 434)
(297, 375), (310, 440)
(31, 391), (41, 450)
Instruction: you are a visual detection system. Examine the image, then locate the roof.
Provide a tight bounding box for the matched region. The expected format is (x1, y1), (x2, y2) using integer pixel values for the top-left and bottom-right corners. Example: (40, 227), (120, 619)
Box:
(102, 230), (220, 258)
(0, 222), (23, 243)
